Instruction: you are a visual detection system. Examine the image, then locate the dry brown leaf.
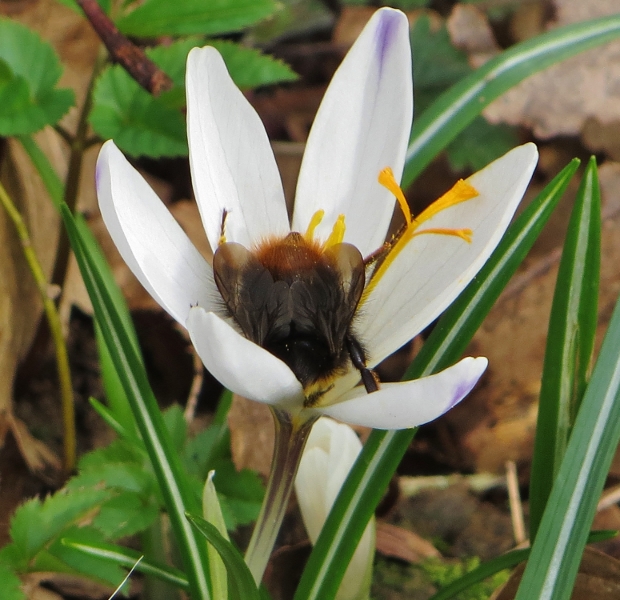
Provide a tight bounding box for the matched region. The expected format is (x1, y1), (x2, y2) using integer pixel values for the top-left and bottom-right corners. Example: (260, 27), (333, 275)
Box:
(483, 0), (620, 140)
(0, 133), (65, 471)
(22, 571), (121, 600)
(492, 547), (620, 599)
(228, 395), (274, 477)
(447, 4), (499, 58)
(376, 520), (441, 563)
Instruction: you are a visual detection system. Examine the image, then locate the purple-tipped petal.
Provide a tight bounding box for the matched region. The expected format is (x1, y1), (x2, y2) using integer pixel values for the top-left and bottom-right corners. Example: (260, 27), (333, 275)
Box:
(315, 357), (487, 429)
(187, 307), (305, 409)
(292, 8), (413, 256)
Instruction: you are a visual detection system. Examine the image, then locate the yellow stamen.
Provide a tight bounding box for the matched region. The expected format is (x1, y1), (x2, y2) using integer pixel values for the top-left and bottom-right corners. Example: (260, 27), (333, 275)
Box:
(414, 179), (479, 226)
(379, 167), (412, 226)
(305, 209), (324, 241)
(413, 227), (473, 243)
(325, 214), (346, 247)
(360, 173), (480, 305)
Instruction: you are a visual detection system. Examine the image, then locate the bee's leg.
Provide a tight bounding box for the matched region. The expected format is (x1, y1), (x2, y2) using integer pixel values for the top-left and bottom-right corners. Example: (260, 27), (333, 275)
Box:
(346, 336), (380, 394)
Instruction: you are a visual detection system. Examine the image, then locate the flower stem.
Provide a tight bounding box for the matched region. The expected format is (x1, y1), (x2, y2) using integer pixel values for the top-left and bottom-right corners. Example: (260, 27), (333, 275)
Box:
(245, 409), (316, 584)
(0, 181), (75, 472)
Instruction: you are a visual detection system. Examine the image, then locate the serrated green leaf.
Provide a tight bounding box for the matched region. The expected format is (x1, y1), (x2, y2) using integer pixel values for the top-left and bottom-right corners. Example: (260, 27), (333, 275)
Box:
(529, 158), (601, 541)
(0, 563), (25, 600)
(94, 492), (160, 538)
(186, 512), (260, 600)
(9, 489), (109, 565)
(89, 63), (187, 158)
(209, 40), (297, 89)
(76, 438), (145, 471)
(116, 0), (276, 37)
(0, 20), (74, 134)
(212, 462), (264, 528)
(410, 15), (471, 112)
(446, 116), (518, 172)
(68, 461), (155, 495)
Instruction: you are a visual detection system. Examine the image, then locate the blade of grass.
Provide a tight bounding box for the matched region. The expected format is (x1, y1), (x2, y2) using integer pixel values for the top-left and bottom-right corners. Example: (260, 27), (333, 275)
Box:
(186, 513), (260, 600)
(515, 281), (620, 599)
(529, 157), (601, 540)
(403, 15), (620, 187)
(60, 204), (210, 600)
(294, 161), (580, 600)
(61, 538), (190, 590)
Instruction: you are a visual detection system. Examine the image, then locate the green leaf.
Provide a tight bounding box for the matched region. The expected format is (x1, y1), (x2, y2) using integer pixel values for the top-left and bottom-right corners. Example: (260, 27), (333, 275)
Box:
(90, 63), (187, 158)
(94, 492), (160, 538)
(186, 512), (260, 600)
(410, 15), (471, 113)
(209, 40), (297, 89)
(48, 526), (126, 586)
(68, 460), (155, 496)
(203, 472), (229, 600)
(16, 135), (64, 208)
(9, 489), (109, 566)
(0, 20), (74, 134)
(404, 14), (620, 187)
(446, 116), (518, 172)
(60, 205), (210, 599)
(60, 538), (190, 590)
(0, 563), (25, 600)
(529, 157), (601, 541)
(294, 161), (580, 600)
(514, 193), (620, 600)
(116, 0), (277, 37)
(427, 530), (615, 600)
(212, 461), (264, 529)
(409, 15), (517, 172)
(163, 404), (189, 454)
(73, 212), (140, 434)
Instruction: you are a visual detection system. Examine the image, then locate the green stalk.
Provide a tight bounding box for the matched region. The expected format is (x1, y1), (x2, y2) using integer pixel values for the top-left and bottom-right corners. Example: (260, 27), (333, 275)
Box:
(0, 181), (75, 471)
(245, 409), (316, 584)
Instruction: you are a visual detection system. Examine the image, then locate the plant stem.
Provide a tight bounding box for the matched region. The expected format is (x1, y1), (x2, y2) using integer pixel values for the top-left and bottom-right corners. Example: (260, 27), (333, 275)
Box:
(50, 57), (99, 293)
(245, 409), (316, 584)
(0, 181), (76, 471)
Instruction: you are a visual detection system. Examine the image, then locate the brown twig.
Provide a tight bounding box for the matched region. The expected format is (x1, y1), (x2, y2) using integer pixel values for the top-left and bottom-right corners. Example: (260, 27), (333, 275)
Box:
(506, 460), (526, 545)
(76, 0), (173, 96)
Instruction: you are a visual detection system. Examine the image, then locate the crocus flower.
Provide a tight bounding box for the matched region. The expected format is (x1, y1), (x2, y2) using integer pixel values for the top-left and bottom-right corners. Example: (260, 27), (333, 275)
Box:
(96, 8), (538, 430)
(295, 418), (374, 600)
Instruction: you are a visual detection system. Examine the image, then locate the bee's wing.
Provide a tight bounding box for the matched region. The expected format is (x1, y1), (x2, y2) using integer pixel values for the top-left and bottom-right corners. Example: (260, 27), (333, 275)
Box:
(291, 243), (365, 356)
(213, 242), (292, 345)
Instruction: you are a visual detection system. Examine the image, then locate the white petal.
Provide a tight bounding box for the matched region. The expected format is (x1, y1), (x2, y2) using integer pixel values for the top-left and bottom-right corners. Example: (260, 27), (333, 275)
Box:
(186, 47), (289, 252)
(295, 418), (374, 600)
(96, 141), (218, 325)
(316, 357), (487, 429)
(292, 8), (413, 256)
(187, 307), (304, 409)
(357, 143), (538, 366)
